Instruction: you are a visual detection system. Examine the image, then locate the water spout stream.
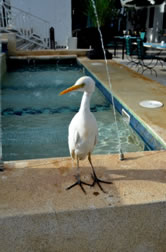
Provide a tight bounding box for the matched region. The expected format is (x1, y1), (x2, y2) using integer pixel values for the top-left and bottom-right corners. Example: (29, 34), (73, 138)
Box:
(90, 0), (124, 160)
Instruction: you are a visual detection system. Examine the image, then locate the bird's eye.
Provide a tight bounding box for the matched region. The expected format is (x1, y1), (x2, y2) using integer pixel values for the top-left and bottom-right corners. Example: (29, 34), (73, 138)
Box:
(80, 83), (85, 88)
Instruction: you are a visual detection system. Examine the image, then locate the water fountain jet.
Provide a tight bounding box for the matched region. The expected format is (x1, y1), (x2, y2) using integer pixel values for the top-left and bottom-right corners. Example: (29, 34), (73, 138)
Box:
(89, 0), (124, 160)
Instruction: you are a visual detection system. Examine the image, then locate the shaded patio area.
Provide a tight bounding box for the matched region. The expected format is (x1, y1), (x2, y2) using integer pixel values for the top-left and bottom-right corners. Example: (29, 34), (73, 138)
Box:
(111, 48), (166, 86)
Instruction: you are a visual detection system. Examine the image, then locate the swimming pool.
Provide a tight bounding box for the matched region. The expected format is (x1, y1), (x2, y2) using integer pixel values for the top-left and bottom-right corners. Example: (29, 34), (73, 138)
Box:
(1, 58), (145, 161)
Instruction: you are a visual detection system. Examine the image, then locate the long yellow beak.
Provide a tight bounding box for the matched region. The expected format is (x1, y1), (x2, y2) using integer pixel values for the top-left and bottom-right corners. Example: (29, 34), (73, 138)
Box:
(59, 83), (85, 95)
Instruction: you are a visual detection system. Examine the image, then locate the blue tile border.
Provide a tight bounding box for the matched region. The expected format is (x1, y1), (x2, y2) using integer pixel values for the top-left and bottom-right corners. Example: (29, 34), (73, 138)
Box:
(83, 64), (166, 151)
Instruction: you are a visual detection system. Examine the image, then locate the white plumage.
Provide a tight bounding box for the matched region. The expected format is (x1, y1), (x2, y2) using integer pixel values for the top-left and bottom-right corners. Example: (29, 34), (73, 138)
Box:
(68, 76), (98, 161)
(60, 76), (111, 193)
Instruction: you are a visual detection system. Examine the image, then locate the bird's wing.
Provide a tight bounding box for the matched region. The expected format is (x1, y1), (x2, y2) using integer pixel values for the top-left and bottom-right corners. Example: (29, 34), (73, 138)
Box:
(70, 130), (82, 159)
(68, 114), (79, 157)
(68, 110), (98, 160)
(94, 134), (97, 146)
(74, 130), (80, 146)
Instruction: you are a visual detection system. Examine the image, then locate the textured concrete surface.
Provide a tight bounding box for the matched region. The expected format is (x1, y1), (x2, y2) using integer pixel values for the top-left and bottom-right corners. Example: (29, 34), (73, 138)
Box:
(1, 151), (166, 251)
(2, 151), (166, 214)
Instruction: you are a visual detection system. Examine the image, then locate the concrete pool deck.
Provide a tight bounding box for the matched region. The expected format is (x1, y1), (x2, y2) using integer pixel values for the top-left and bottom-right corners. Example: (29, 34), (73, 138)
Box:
(1, 55), (166, 251)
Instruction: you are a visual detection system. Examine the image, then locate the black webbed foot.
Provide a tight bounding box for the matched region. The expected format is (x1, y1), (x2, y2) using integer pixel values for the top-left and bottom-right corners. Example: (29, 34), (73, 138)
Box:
(91, 172), (112, 193)
(66, 175), (91, 194)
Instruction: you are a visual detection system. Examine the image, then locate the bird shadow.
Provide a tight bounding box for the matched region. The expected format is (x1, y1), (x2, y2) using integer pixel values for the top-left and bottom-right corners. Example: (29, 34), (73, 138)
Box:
(56, 151), (166, 187)
(104, 168), (166, 184)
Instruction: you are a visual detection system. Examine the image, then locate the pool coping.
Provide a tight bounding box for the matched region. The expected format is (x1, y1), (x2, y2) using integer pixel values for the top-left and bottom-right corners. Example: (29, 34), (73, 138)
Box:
(8, 54), (78, 60)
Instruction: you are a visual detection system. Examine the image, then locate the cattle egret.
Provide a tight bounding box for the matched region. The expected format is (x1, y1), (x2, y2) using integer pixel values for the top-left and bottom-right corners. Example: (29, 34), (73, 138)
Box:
(60, 76), (112, 193)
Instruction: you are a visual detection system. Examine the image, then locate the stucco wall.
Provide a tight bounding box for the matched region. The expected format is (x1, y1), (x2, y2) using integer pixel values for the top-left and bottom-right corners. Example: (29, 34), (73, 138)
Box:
(10, 0), (72, 47)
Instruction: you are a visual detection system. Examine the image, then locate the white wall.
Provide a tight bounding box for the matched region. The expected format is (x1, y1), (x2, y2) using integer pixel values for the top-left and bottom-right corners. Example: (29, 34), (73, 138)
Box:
(10, 0), (72, 46)
(146, 3), (166, 42)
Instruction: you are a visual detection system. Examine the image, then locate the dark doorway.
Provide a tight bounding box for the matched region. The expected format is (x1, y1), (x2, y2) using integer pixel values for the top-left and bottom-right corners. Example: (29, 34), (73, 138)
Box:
(72, 0), (87, 36)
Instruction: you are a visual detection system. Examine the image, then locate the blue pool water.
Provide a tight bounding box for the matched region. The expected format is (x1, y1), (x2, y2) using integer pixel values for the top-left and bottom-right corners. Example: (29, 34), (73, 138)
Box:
(1, 59), (145, 161)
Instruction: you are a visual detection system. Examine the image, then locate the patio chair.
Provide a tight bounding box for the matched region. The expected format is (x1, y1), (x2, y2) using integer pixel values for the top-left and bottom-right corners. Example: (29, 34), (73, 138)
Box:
(140, 32), (146, 42)
(105, 39), (117, 57)
(125, 36), (139, 68)
(136, 38), (158, 76)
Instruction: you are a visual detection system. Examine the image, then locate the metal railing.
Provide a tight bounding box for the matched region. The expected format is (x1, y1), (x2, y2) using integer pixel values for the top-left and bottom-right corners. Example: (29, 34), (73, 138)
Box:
(0, 1), (50, 49)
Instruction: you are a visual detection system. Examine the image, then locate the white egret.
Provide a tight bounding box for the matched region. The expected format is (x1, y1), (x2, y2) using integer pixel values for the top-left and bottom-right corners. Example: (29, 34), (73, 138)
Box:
(60, 76), (112, 193)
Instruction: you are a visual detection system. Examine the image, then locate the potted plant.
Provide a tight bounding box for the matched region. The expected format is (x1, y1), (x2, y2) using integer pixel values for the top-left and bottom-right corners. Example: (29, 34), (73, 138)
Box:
(85, 0), (117, 27)
(83, 0), (118, 59)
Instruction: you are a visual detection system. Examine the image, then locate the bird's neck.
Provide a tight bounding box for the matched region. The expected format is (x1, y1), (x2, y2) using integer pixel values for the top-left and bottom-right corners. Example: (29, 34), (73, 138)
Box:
(79, 92), (92, 112)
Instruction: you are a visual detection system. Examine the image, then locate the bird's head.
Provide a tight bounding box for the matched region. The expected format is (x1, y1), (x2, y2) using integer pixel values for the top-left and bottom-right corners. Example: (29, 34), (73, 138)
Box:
(59, 76), (95, 95)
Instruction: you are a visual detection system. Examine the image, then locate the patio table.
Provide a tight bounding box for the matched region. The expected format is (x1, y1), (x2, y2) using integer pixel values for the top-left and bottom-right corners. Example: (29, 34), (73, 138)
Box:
(143, 42), (166, 50)
(127, 39), (164, 76)
(143, 42), (166, 64)
(114, 36), (137, 60)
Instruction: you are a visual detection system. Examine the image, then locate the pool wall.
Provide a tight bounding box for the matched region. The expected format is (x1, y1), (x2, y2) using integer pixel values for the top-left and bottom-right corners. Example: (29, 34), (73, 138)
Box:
(80, 61), (166, 151)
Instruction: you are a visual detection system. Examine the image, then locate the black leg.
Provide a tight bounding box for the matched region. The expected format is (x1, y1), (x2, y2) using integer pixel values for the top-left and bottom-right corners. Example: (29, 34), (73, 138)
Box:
(88, 153), (112, 193)
(66, 174), (91, 194)
(66, 156), (91, 194)
(0, 161), (4, 172)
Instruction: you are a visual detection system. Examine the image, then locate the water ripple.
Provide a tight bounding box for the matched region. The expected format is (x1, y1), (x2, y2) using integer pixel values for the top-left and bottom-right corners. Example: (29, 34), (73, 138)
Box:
(2, 104), (110, 116)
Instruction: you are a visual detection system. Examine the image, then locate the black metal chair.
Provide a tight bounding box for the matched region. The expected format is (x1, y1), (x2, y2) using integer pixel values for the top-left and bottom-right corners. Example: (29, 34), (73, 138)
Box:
(105, 39), (117, 57)
(125, 37), (159, 76)
(136, 38), (158, 76)
(125, 36), (139, 68)
(140, 32), (146, 42)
